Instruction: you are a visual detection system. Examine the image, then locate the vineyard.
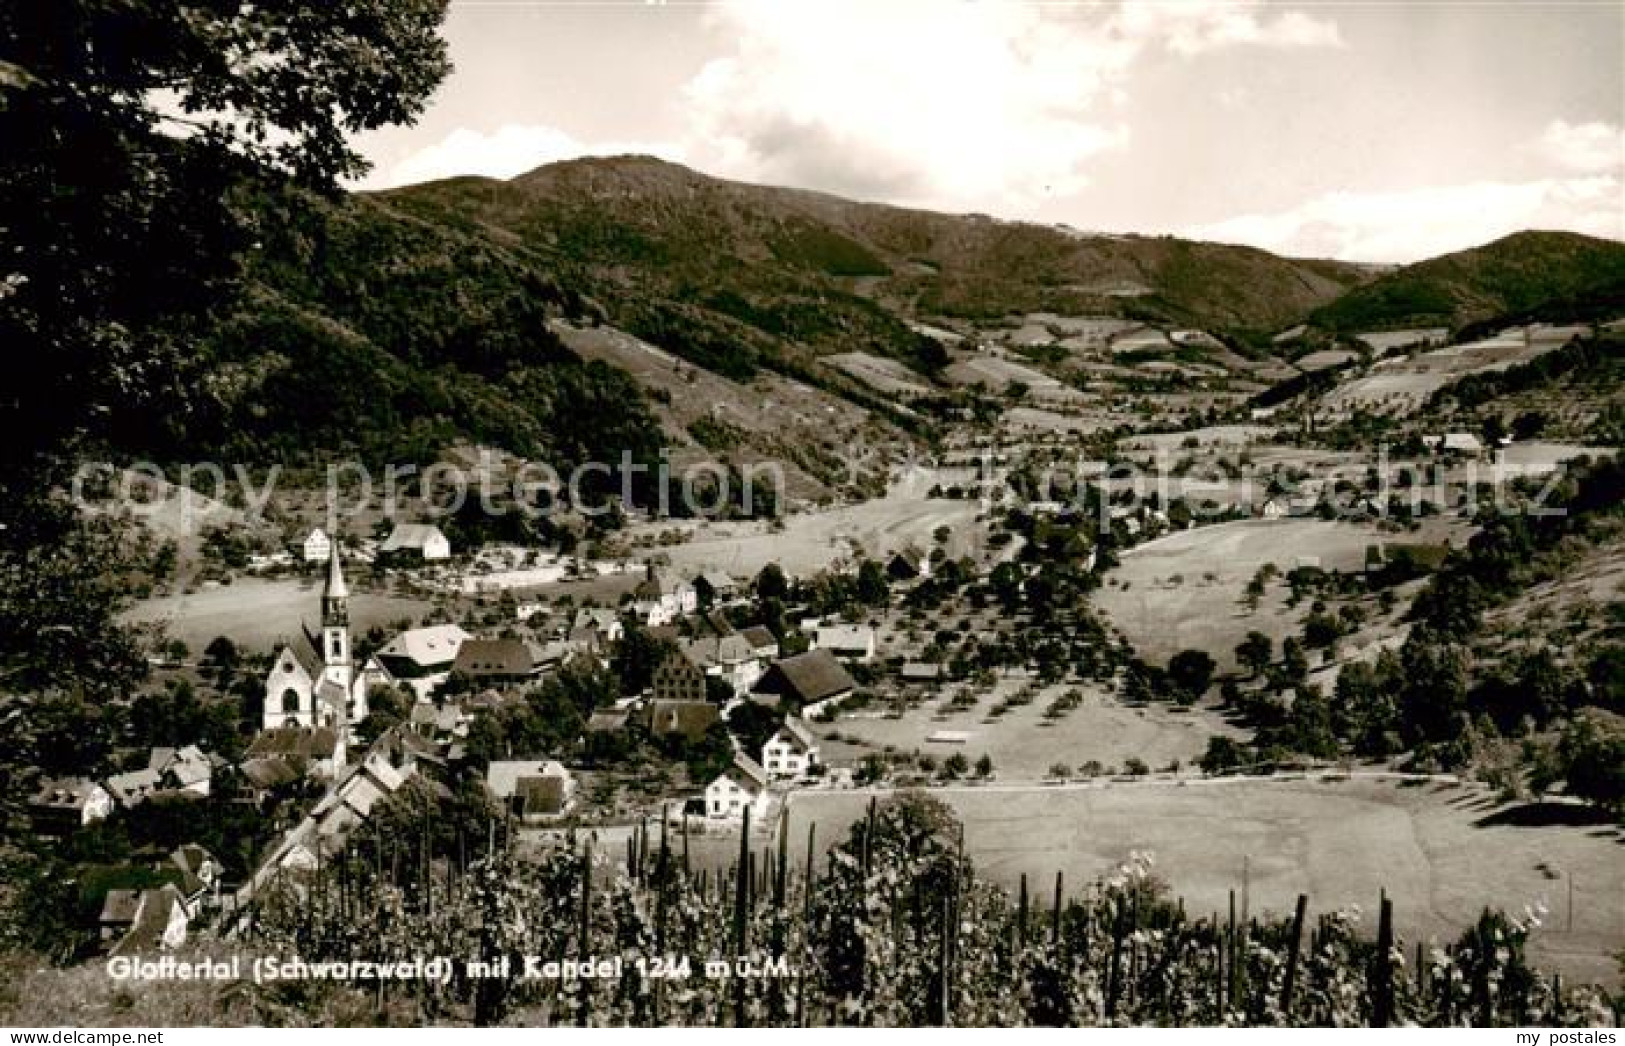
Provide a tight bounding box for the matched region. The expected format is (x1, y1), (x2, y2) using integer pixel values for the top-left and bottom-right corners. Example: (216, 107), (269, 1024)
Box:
(74, 791), (1606, 1028)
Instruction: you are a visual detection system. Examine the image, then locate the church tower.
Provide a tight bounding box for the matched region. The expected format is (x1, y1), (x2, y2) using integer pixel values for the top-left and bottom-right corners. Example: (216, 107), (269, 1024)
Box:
(321, 547), (352, 699)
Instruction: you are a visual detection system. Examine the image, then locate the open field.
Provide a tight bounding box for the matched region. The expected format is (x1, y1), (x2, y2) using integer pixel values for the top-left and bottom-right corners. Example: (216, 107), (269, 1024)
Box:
(945, 353), (1083, 404)
(821, 678), (1242, 779)
(123, 578), (431, 653)
(1324, 325), (1586, 413)
(1092, 519), (1435, 668)
(822, 352), (935, 399)
(782, 778), (1625, 985)
(641, 467), (985, 579)
(1121, 424), (1275, 454)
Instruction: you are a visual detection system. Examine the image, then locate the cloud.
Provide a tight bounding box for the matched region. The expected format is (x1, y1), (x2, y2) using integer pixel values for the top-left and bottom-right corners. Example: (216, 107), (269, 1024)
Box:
(1116, 2), (1343, 55)
(679, 0), (1342, 214)
(359, 124), (683, 190)
(1186, 175), (1623, 263)
(1535, 119), (1624, 174)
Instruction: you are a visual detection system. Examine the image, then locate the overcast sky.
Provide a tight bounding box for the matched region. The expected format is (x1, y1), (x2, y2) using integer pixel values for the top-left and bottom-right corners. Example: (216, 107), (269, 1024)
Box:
(352, 1), (1624, 264)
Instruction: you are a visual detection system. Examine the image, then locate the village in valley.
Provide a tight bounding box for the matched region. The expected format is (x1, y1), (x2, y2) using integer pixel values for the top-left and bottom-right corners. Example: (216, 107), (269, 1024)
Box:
(28, 296), (1624, 988)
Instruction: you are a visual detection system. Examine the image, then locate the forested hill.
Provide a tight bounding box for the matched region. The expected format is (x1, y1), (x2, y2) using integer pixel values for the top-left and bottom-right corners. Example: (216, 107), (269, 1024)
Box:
(1308, 230), (1625, 334)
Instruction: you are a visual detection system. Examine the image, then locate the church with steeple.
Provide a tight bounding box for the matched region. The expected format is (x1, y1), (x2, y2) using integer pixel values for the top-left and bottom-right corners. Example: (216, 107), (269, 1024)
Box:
(261, 550), (392, 744)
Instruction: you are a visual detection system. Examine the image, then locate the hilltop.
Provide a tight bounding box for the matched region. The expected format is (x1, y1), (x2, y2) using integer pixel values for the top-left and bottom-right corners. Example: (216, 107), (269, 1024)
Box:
(1309, 230), (1625, 334)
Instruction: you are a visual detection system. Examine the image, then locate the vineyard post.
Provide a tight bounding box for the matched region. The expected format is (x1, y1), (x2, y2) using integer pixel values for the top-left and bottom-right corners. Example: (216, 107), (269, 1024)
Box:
(1051, 870), (1063, 944)
(1017, 873), (1029, 949)
(1280, 893), (1308, 1015)
(1373, 893), (1395, 1028)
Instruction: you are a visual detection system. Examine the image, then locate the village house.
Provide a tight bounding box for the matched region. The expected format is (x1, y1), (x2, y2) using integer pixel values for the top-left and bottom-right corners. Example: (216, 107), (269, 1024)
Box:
(761, 717), (820, 780)
(753, 649), (858, 711)
(485, 760), (577, 820)
(235, 756), (301, 805)
(409, 699), (467, 739)
(246, 725), (345, 780)
(650, 650), (709, 704)
(380, 522), (452, 561)
(308, 751), (414, 848)
(104, 767), (163, 809)
(693, 570), (743, 608)
(705, 752), (770, 821)
(571, 607), (625, 644)
(374, 623), (472, 700)
(738, 625), (781, 661)
(900, 662), (944, 687)
(638, 699), (720, 744)
(451, 637), (547, 685)
(28, 777), (113, 833)
(682, 633), (765, 696)
(630, 565), (698, 626)
(302, 527), (332, 563)
(147, 745), (215, 798)
(166, 844), (222, 914)
(106, 884), (189, 957)
(811, 623), (878, 663)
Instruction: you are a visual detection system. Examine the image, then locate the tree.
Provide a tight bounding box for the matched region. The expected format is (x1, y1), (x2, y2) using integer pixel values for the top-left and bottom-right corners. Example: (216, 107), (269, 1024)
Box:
(755, 562), (789, 603)
(1235, 631), (1273, 677)
(1167, 649), (1217, 700)
(973, 754), (993, 779)
(0, 1), (451, 767)
(855, 559), (890, 607)
(1556, 709), (1625, 813)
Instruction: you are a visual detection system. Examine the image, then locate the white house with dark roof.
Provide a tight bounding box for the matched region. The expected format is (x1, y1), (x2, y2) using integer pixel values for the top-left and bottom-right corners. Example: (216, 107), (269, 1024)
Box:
(761, 717), (820, 780)
(485, 759), (577, 820)
(705, 752), (770, 821)
(381, 522), (451, 560)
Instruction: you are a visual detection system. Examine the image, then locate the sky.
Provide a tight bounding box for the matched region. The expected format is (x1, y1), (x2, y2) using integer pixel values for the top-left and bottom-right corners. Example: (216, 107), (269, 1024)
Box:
(351, 0), (1625, 264)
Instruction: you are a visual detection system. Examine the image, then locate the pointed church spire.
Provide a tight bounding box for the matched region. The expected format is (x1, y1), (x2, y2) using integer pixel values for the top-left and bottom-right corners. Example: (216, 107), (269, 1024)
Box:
(324, 542), (349, 600)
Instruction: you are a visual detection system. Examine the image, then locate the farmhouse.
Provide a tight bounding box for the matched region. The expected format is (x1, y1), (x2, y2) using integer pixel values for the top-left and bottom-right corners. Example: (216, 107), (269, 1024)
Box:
(638, 699), (720, 744)
(705, 753), (770, 821)
(754, 649), (857, 710)
(812, 623), (878, 663)
(375, 623), (472, 699)
(381, 522), (452, 561)
(302, 528), (332, 563)
(28, 777), (113, 833)
(761, 717), (820, 780)
(485, 760), (577, 820)
(451, 638), (545, 684)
